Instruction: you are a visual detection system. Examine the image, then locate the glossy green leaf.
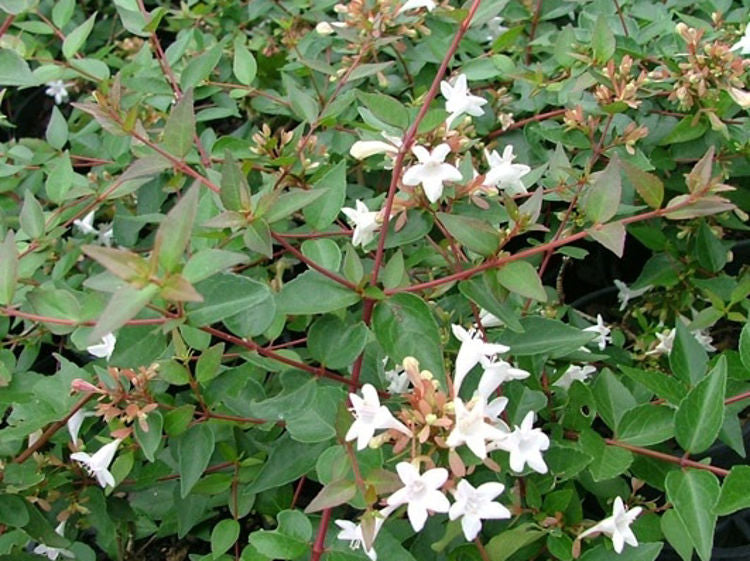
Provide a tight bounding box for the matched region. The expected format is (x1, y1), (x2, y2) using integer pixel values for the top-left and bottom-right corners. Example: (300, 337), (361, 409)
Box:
(0, 232), (17, 306)
(188, 273), (274, 329)
(499, 316), (595, 357)
(592, 15), (615, 63)
(496, 260), (547, 301)
(674, 355), (726, 454)
(20, 191), (44, 239)
(181, 45), (222, 90)
(45, 106), (69, 149)
(714, 465), (750, 516)
(665, 469), (720, 561)
(437, 212), (499, 256)
(153, 183), (199, 273)
(134, 410), (163, 462)
(621, 160), (663, 209)
(177, 423), (215, 498)
(308, 315), (368, 370)
(163, 89), (196, 158)
(617, 404), (674, 446)
(303, 160), (346, 229)
(584, 156), (621, 224)
(220, 151), (252, 211)
(277, 271), (359, 315)
(233, 40), (257, 85)
(211, 519), (240, 557)
(669, 321), (708, 385)
(62, 13), (96, 59)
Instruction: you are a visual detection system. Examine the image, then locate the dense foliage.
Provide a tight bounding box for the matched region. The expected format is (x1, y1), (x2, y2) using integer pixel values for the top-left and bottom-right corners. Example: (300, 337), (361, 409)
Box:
(0, 1), (749, 560)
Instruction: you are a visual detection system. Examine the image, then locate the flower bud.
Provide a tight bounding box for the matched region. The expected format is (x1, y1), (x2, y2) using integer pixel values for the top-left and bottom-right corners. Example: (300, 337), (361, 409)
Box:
(315, 22), (335, 35)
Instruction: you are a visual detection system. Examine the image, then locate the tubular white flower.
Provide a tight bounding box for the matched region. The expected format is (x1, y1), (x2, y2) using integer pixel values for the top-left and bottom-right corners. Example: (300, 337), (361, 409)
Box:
(490, 411), (549, 474)
(440, 74), (487, 128)
(728, 87), (750, 108)
(387, 462), (450, 531)
(646, 328), (675, 357)
(67, 409), (95, 446)
(350, 139), (400, 160)
(578, 496), (643, 554)
(87, 332), (116, 361)
(451, 324), (510, 396)
(483, 145), (530, 195)
(613, 280), (650, 311)
(345, 384), (411, 450)
(478, 308), (503, 328)
(446, 397), (508, 459)
(553, 364), (596, 390)
(583, 314), (612, 351)
(731, 25), (750, 54)
(477, 356), (530, 399)
(33, 521), (74, 560)
(341, 200), (381, 248)
(70, 438), (122, 488)
(316, 22), (335, 35)
(402, 144), (463, 203)
(384, 365), (410, 394)
(397, 0), (437, 14)
(449, 480), (511, 541)
(73, 211), (97, 235)
(45, 80), (69, 105)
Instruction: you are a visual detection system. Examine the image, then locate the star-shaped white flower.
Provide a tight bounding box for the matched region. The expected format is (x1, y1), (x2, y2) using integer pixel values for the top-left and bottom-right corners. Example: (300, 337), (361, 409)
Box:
(483, 145), (530, 195)
(402, 144), (463, 203)
(397, 0), (436, 14)
(345, 384), (411, 450)
(87, 332), (116, 361)
(451, 324), (510, 396)
(613, 280), (650, 311)
(646, 328), (675, 357)
(384, 365), (410, 394)
(477, 356), (530, 399)
(693, 329), (716, 352)
(440, 74), (488, 129)
(490, 411), (549, 474)
(387, 462), (450, 531)
(70, 438), (122, 488)
(74, 211), (114, 246)
(731, 25), (750, 55)
(583, 314), (612, 351)
(67, 409), (96, 447)
(335, 505), (395, 560)
(446, 397), (509, 459)
(341, 200), (381, 248)
(33, 521), (74, 560)
(553, 364), (596, 390)
(45, 80), (69, 105)
(578, 496), (643, 554)
(449, 479), (511, 541)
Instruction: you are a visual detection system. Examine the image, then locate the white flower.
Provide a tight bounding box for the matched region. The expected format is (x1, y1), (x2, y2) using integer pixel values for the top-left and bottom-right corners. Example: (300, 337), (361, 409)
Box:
(440, 74), (488, 128)
(70, 438), (122, 488)
(483, 145), (531, 195)
(728, 87), (750, 108)
(316, 21), (335, 34)
(349, 133), (402, 160)
(45, 80), (69, 105)
(386, 462), (450, 531)
(451, 324), (510, 396)
(446, 397), (509, 459)
(74, 211), (114, 246)
(578, 496), (643, 554)
(694, 329), (716, 352)
(731, 25), (750, 54)
(489, 411), (549, 474)
(613, 280), (650, 311)
(385, 365), (410, 394)
(477, 357), (530, 399)
(67, 409), (95, 446)
(341, 200), (381, 248)
(345, 384), (412, 450)
(646, 328), (675, 357)
(87, 332), (116, 361)
(553, 364), (596, 390)
(335, 505), (395, 561)
(484, 16), (508, 42)
(478, 308), (503, 328)
(33, 521), (74, 560)
(402, 144), (463, 203)
(397, 0), (436, 14)
(583, 314), (612, 351)
(449, 480), (511, 541)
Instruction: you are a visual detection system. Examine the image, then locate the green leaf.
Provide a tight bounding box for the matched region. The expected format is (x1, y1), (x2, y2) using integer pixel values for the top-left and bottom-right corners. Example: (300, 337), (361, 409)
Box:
(659, 116), (708, 145)
(714, 465), (750, 515)
(544, 442), (593, 481)
(0, 231), (18, 306)
(588, 222), (626, 257)
(592, 369), (637, 431)
(45, 152), (74, 203)
(90, 284), (159, 343)
(674, 355), (726, 454)
(439, 213), (501, 257)
(196, 343), (224, 385)
(620, 365), (687, 405)
(580, 429), (633, 481)
(134, 410), (163, 462)
(661, 510), (693, 561)
(20, 191), (44, 239)
(355, 91), (409, 129)
(621, 160), (663, 209)
(308, 316), (368, 370)
(263, 188), (328, 223)
(182, 249), (249, 284)
(243, 220), (273, 259)
(181, 45), (222, 90)
(249, 510), (311, 560)
(188, 274), (274, 330)
(592, 15), (616, 63)
(578, 542), (663, 561)
(496, 260), (547, 301)
(499, 316), (594, 357)
(211, 519), (240, 557)
(163, 89), (196, 158)
(458, 273), (523, 332)
(669, 320), (708, 385)
(277, 271), (360, 315)
(303, 161), (346, 229)
(372, 293), (445, 387)
(665, 470), (720, 561)
(0, 49), (37, 87)
(485, 523), (545, 561)
(154, 183), (199, 273)
(45, 106), (69, 149)
(28, 287), (80, 335)
(248, 434), (329, 493)
(233, 40), (257, 85)
(62, 13), (96, 59)
(220, 151), (252, 211)
(584, 156), (621, 224)
(694, 221), (726, 273)
(617, 404), (674, 446)
(286, 78), (319, 124)
(0, 495), (30, 527)
(740, 321), (750, 371)
(304, 478), (357, 513)
(52, 0), (75, 27)
(82, 245), (149, 282)
(300, 239), (341, 272)
(177, 423), (215, 498)
(285, 385), (341, 443)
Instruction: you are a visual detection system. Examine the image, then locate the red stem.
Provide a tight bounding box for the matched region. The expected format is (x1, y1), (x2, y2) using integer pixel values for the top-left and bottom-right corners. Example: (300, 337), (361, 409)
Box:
(488, 108), (567, 139)
(272, 232), (359, 291)
(605, 439), (729, 477)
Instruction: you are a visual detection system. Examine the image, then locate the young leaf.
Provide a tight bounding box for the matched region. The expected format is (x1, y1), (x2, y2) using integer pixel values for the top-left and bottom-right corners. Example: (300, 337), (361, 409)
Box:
(82, 245), (150, 282)
(583, 156), (621, 224)
(685, 146), (714, 194)
(304, 478), (356, 513)
(496, 260), (547, 302)
(674, 355), (726, 454)
(621, 159), (663, 209)
(20, 191), (44, 239)
(90, 284), (160, 343)
(588, 222), (626, 257)
(163, 89), (196, 158)
(153, 183), (199, 274)
(45, 106), (69, 149)
(243, 220), (273, 258)
(220, 151), (251, 211)
(592, 15), (615, 63)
